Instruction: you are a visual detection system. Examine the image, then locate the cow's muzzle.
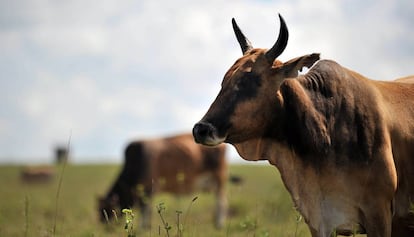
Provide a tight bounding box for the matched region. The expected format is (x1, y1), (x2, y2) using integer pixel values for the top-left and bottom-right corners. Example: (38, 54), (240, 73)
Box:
(193, 121), (225, 146)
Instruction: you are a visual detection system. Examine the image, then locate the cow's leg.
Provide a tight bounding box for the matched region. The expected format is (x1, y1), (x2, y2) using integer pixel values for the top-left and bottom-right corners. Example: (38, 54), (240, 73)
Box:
(363, 203), (393, 237)
(392, 214), (414, 237)
(212, 170), (228, 229)
(309, 223), (350, 237)
(137, 187), (152, 229)
(362, 141), (396, 237)
(308, 226), (332, 237)
(309, 228), (319, 237)
(139, 200), (152, 229)
(214, 189), (227, 229)
(118, 186), (135, 211)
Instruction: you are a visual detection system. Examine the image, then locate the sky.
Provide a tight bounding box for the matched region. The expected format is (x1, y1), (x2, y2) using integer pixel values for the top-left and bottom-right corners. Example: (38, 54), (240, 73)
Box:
(0, 0), (413, 164)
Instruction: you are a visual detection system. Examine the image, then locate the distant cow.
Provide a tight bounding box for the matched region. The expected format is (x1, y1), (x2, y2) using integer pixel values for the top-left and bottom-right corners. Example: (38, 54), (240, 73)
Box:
(21, 166), (54, 183)
(193, 14), (414, 236)
(98, 133), (228, 228)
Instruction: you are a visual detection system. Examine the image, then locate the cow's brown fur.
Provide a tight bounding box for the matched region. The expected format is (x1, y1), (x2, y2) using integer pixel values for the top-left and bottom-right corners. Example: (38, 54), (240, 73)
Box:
(98, 133), (228, 229)
(193, 15), (414, 237)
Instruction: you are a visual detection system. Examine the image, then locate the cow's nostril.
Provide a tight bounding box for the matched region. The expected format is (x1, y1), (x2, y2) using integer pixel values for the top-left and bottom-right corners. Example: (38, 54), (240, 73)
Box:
(193, 122), (214, 143)
(196, 123), (209, 136)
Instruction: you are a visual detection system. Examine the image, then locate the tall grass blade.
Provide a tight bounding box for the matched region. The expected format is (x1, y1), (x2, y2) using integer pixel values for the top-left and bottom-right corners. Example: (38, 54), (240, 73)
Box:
(182, 196), (198, 229)
(24, 195), (29, 237)
(52, 131), (71, 236)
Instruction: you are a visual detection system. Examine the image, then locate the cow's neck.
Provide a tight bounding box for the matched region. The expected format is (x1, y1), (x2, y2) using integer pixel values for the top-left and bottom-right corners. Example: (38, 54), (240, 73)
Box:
(234, 139), (304, 186)
(233, 138), (274, 161)
(233, 138), (321, 224)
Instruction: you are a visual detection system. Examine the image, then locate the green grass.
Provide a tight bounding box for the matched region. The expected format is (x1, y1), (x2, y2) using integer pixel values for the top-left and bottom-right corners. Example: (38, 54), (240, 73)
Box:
(0, 163), (313, 236)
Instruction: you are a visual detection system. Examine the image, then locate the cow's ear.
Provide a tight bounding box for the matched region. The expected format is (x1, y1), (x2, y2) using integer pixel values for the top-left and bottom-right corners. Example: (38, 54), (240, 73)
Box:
(279, 53), (320, 77)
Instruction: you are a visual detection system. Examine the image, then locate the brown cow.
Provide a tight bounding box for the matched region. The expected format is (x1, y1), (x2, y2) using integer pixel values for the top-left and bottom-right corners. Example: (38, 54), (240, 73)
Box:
(98, 133), (228, 228)
(20, 166), (54, 183)
(193, 14), (414, 237)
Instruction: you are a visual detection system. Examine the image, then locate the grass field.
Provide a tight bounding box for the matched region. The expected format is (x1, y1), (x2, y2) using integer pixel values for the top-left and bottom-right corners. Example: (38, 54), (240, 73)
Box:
(0, 163), (314, 236)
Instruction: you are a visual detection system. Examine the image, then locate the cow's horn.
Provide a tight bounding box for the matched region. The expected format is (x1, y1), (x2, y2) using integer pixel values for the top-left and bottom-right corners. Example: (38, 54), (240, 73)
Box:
(232, 18), (253, 54)
(265, 14), (289, 63)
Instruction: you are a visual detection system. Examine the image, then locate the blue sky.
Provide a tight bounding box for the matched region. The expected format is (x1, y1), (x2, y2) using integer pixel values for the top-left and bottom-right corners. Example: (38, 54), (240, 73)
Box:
(1, 0), (413, 164)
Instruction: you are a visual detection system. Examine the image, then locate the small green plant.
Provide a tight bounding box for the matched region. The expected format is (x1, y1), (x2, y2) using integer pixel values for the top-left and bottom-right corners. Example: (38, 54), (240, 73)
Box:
(176, 210), (183, 237)
(157, 202), (172, 237)
(352, 226), (357, 237)
(155, 197), (198, 237)
(239, 216), (257, 233)
(122, 208), (136, 237)
(410, 202), (414, 214)
(332, 228), (337, 237)
(294, 212), (302, 237)
(258, 229), (270, 237)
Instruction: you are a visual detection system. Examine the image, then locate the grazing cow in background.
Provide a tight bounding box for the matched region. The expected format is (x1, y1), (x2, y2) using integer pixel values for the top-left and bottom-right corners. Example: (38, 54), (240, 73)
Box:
(193, 14), (414, 237)
(20, 166), (54, 183)
(98, 133), (228, 228)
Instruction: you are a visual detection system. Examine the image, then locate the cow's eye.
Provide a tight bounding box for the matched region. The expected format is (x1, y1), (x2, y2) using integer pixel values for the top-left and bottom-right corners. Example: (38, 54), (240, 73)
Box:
(237, 78), (250, 90)
(232, 73), (261, 100)
(238, 73), (261, 91)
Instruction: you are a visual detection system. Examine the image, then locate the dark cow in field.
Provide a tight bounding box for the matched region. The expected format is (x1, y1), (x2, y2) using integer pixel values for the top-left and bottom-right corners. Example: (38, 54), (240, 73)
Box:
(193, 14), (414, 237)
(98, 133), (228, 228)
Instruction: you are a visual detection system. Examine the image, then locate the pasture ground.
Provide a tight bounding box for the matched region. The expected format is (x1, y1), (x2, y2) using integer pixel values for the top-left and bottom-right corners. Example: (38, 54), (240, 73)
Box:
(0, 163), (360, 236)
